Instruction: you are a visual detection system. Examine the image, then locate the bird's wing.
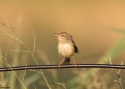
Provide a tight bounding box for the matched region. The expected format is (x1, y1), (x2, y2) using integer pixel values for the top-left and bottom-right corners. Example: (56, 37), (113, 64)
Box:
(71, 40), (79, 53)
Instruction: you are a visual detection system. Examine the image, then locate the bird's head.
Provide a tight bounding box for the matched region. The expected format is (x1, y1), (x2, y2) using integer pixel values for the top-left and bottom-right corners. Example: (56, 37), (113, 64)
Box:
(54, 32), (72, 42)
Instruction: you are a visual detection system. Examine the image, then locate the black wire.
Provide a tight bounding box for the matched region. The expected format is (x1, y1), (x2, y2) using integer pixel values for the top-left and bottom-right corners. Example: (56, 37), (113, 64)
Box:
(0, 64), (125, 72)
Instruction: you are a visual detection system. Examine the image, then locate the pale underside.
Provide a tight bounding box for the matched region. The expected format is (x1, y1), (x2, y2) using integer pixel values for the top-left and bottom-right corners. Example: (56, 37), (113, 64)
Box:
(58, 42), (75, 58)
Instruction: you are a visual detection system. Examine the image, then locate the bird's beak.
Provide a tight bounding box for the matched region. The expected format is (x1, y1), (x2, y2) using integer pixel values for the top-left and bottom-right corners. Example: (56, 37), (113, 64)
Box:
(54, 33), (59, 36)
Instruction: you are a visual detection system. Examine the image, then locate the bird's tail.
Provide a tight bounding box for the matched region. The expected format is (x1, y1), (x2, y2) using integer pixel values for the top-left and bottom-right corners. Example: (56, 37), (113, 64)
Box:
(63, 58), (70, 64)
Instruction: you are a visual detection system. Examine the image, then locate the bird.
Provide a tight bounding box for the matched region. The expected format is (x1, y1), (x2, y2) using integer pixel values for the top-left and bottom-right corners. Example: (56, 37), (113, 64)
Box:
(54, 32), (79, 67)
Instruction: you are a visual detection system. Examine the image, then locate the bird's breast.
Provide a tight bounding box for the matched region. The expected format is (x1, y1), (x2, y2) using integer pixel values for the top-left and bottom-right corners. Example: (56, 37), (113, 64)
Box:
(58, 42), (74, 58)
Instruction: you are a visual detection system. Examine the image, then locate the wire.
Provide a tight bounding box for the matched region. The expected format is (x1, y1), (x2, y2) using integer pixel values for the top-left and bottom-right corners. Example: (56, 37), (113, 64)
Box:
(0, 64), (125, 72)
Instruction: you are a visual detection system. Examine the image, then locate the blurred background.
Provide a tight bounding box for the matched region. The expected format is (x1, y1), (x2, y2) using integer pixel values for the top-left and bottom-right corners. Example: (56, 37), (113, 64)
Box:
(0, 0), (125, 89)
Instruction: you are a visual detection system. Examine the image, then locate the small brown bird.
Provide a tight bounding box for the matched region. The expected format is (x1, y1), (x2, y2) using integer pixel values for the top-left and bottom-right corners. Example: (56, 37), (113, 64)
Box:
(54, 32), (79, 67)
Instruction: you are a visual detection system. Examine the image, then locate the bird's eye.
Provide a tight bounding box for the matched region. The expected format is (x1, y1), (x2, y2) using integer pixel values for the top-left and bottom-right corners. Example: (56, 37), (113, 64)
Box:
(61, 34), (64, 36)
